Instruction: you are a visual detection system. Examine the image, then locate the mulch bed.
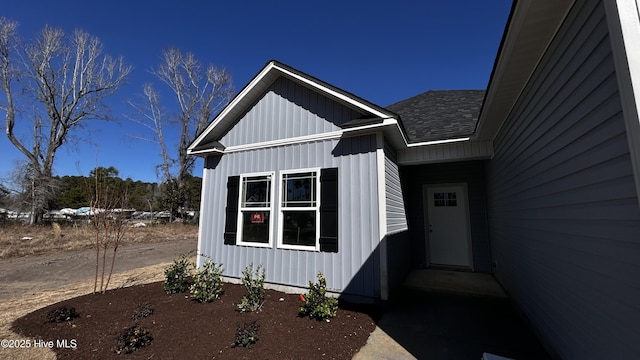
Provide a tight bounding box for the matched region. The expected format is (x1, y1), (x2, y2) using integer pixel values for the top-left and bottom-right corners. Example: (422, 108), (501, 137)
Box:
(11, 281), (381, 359)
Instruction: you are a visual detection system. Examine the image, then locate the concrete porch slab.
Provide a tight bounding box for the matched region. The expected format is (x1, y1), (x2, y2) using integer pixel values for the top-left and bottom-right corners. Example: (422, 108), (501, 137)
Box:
(353, 270), (549, 359)
(403, 269), (508, 298)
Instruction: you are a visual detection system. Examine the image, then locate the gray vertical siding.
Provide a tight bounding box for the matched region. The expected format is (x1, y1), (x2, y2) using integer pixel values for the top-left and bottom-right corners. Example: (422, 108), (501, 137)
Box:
(485, 0), (640, 358)
(199, 135), (382, 298)
(221, 76), (364, 147)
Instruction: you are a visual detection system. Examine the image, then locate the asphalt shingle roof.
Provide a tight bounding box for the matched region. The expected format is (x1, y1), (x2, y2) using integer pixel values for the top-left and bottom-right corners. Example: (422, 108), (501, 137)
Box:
(385, 90), (486, 143)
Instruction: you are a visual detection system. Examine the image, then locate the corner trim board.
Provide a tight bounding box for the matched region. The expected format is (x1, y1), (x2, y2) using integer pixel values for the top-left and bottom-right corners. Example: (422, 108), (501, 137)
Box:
(604, 0), (640, 205)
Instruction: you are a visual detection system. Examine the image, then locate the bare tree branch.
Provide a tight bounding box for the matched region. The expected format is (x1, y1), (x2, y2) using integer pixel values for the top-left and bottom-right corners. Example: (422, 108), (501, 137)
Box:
(127, 84), (172, 182)
(129, 47), (232, 218)
(0, 17), (132, 223)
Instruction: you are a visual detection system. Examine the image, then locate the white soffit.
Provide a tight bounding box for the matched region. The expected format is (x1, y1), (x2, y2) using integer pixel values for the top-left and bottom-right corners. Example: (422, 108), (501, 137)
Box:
(475, 0), (576, 141)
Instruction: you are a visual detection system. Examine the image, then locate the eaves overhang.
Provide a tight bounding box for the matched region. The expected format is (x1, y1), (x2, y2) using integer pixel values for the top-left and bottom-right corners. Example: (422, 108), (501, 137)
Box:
(189, 112), (479, 158)
(474, 0), (576, 142)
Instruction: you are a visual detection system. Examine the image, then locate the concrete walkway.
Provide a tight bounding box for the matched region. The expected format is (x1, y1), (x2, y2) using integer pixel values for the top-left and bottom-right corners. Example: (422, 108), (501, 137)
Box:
(353, 270), (550, 360)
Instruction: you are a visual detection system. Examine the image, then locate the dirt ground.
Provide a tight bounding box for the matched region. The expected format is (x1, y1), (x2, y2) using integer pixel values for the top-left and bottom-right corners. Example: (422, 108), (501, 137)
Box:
(1, 228), (378, 360)
(0, 238), (197, 301)
(0, 230), (197, 360)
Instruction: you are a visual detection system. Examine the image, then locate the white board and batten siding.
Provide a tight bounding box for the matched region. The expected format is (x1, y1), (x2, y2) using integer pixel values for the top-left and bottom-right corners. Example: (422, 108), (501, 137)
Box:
(199, 76), (385, 298)
(485, 0), (640, 358)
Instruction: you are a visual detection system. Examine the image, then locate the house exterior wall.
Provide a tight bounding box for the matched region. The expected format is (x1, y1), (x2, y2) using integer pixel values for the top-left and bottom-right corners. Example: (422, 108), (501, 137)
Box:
(220, 76), (364, 147)
(384, 141), (408, 233)
(199, 134), (384, 298)
(400, 160), (491, 271)
(383, 140), (411, 293)
(485, 0), (640, 358)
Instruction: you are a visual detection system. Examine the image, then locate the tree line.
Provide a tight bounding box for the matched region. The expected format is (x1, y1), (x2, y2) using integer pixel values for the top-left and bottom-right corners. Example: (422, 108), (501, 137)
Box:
(0, 18), (233, 224)
(1, 166), (202, 217)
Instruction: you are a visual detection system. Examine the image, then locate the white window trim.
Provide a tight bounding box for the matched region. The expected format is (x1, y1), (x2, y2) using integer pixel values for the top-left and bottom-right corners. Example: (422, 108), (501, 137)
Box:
(236, 171), (275, 248)
(276, 168), (321, 251)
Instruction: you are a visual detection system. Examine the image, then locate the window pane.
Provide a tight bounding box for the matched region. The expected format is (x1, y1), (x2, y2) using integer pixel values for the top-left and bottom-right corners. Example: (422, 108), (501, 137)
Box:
(282, 172), (316, 207)
(242, 175), (271, 207)
(434, 192), (457, 207)
(282, 210), (316, 246)
(241, 211), (270, 243)
(446, 192), (457, 206)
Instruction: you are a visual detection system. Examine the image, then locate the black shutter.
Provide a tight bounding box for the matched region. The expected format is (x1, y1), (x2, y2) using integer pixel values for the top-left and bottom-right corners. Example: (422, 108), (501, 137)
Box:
(319, 168), (338, 252)
(223, 176), (240, 245)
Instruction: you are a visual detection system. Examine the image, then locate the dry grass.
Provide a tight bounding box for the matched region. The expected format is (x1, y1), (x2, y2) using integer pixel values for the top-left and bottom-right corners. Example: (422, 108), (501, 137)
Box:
(0, 222), (198, 359)
(0, 262), (172, 360)
(51, 223), (61, 240)
(0, 223), (198, 259)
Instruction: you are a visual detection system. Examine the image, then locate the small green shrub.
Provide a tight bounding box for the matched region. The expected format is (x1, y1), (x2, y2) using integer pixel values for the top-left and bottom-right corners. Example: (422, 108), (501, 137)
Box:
(299, 273), (338, 321)
(232, 321), (260, 349)
(131, 303), (154, 320)
(163, 254), (193, 294)
(114, 325), (153, 354)
(237, 263), (266, 312)
(46, 305), (79, 323)
(190, 259), (224, 303)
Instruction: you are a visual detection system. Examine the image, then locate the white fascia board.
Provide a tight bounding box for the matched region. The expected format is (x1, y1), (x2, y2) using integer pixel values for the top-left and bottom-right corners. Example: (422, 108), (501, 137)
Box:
(341, 118), (400, 136)
(406, 137), (471, 147)
(224, 130), (345, 153)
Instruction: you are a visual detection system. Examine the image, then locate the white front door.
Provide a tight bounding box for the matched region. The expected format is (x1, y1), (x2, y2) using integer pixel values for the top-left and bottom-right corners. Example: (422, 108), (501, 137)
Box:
(424, 184), (472, 268)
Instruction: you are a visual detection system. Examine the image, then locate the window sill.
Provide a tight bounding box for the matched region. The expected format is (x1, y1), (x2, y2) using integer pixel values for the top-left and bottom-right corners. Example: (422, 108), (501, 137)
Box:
(236, 242), (272, 248)
(277, 244), (320, 252)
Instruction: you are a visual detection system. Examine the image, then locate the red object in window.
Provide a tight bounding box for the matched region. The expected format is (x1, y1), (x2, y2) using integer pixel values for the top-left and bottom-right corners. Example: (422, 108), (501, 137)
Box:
(250, 212), (264, 223)
(299, 294), (306, 302)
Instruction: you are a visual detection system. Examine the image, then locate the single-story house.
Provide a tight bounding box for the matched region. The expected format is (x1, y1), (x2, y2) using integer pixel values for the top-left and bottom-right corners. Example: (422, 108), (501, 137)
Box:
(189, 0), (640, 358)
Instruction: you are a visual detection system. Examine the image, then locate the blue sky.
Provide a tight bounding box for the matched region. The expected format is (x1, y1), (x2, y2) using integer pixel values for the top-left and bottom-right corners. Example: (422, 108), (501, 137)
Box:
(0, 0), (511, 184)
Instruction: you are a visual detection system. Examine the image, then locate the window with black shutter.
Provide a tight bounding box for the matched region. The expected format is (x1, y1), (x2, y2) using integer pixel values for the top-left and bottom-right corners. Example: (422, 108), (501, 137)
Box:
(223, 176), (240, 245)
(224, 168), (338, 252)
(319, 168), (338, 252)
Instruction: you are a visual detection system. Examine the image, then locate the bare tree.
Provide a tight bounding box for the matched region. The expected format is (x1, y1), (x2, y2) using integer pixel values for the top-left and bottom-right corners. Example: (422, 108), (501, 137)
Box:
(129, 48), (232, 218)
(88, 167), (129, 294)
(0, 18), (132, 224)
(8, 158), (59, 216)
